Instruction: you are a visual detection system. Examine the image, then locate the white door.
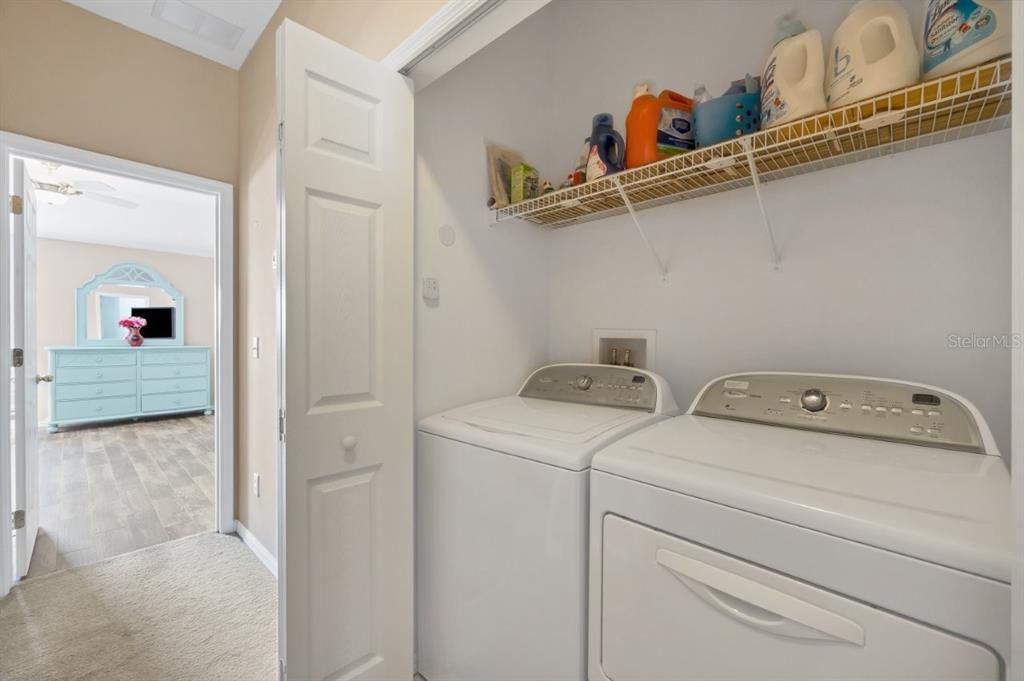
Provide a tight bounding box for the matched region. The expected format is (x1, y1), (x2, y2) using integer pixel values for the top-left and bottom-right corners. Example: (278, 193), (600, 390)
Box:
(11, 157), (39, 579)
(276, 19), (414, 681)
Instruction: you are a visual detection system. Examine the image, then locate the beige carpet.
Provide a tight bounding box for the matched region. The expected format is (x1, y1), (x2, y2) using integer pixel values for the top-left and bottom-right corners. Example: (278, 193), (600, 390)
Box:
(0, 532), (276, 681)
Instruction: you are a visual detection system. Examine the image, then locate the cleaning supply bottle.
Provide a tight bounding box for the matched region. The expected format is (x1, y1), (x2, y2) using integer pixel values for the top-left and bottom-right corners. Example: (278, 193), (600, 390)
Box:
(626, 83), (659, 168)
(761, 13), (826, 128)
(922, 0), (1010, 80)
(625, 85), (695, 169)
(585, 114), (624, 182)
(827, 0), (920, 108)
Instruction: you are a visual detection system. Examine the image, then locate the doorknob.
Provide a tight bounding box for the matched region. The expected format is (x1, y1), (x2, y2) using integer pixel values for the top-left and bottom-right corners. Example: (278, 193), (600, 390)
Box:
(342, 435), (359, 450)
(35, 374), (53, 384)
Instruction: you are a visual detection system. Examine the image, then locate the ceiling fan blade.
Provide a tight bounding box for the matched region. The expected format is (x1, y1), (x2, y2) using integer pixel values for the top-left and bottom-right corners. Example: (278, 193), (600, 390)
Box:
(83, 193), (138, 209)
(74, 180), (116, 193)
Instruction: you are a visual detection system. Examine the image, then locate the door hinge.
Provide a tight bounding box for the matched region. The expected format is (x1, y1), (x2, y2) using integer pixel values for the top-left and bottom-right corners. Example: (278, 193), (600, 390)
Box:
(278, 410), (286, 442)
(12, 348), (24, 368)
(277, 122), (284, 145)
(12, 510), (25, 530)
(9, 194), (23, 215)
(279, 659), (286, 681)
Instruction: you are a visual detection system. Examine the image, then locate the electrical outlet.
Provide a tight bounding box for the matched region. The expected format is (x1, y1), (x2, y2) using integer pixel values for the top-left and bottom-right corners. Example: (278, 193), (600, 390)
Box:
(253, 473), (261, 498)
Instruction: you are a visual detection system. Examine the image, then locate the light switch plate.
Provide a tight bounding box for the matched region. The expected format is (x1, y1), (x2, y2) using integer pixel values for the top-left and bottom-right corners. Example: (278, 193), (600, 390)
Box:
(422, 277), (440, 302)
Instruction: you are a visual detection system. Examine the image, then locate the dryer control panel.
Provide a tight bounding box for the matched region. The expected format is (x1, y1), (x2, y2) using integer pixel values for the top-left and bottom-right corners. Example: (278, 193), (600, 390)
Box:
(519, 364), (670, 413)
(693, 373), (988, 454)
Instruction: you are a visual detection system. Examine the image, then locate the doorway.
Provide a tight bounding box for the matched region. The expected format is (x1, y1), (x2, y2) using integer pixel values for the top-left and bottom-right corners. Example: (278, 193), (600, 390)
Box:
(0, 133), (235, 596)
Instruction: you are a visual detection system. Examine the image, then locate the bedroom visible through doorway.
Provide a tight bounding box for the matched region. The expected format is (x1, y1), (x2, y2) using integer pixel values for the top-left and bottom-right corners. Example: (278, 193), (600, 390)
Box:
(26, 158), (219, 575)
(2, 133), (235, 592)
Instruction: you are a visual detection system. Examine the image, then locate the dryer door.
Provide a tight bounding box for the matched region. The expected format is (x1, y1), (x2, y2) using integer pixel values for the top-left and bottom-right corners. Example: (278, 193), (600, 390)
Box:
(599, 515), (1000, 680)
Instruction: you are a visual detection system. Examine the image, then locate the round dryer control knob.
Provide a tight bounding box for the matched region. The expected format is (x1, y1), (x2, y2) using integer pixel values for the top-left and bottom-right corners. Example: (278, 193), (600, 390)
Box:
(575, 376), (593, 391)
(800, 388), (828, 412)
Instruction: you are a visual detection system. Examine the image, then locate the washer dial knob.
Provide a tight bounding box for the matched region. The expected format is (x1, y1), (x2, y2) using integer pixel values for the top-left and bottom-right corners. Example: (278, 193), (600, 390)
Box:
(575, 375), (593, 391)
(800, 388), (827, 412)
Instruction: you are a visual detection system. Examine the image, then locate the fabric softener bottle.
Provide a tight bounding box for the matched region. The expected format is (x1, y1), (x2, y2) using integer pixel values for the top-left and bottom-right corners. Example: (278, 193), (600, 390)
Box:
(586, 113), (625, 182)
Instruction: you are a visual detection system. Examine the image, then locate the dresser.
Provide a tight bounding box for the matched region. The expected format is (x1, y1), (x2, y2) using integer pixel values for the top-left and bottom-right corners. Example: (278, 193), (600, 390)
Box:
(46, 346), (212, 432)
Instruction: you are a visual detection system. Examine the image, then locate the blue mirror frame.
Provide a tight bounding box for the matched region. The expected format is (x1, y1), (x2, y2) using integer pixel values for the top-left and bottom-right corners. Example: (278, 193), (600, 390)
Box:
(76, 262), (185, 347)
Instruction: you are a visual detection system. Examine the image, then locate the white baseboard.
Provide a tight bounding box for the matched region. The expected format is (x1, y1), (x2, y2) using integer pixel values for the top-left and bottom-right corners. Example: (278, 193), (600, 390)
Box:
(235, 520), (277, 578)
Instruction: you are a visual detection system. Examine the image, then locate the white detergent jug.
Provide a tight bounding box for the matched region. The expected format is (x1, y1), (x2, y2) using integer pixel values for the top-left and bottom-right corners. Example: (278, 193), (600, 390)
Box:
(922, 0), (1010, 80)
(827, 0), (920, 109)
(761, 13), (826, 128)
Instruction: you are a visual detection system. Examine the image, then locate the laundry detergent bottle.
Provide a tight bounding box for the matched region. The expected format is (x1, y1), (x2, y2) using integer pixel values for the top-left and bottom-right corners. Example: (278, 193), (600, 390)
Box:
(760, 13), (826, 128)
(922, 0), (1010, 80)
(827, 0), (920, 108)
(585, 113), (625, 182)
(626, 84), (695, 168)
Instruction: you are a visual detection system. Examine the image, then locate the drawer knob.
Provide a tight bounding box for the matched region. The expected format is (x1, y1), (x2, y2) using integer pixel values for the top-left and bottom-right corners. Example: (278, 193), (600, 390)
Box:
(96, 406), (104, 413)
(96, 389), (103, 395)
(342, 435), (359, 450)
(96, 373), (104, 379)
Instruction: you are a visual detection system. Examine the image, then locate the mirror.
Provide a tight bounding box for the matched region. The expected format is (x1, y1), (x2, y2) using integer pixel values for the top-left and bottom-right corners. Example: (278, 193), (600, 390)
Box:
(76, 263), (185, 346)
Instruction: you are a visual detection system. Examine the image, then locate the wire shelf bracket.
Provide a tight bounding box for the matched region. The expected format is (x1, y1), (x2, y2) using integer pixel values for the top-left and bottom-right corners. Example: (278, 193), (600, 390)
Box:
(611, 175), (671, 282)
(741, 137), (782, 270)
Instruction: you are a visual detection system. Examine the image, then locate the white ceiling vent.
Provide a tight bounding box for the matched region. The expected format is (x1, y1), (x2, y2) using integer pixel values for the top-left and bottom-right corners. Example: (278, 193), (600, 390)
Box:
(152, 0), (244, 50)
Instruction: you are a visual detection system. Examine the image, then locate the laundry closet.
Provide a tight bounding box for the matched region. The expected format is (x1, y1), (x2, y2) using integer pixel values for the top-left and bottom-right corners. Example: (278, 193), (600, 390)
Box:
(409, 0), (1013, 679)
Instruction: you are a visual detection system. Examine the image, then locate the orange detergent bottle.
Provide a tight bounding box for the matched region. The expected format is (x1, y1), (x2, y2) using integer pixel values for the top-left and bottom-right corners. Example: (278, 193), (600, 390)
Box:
(625, 83), (695, 169)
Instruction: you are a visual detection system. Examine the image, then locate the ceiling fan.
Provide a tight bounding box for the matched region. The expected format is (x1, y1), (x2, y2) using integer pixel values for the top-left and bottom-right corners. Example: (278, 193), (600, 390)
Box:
(31, 162), (139, 209)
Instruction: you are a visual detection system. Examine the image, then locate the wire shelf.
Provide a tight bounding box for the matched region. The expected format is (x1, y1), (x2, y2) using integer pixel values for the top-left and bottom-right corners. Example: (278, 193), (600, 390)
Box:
(493, 58), (1012, 228)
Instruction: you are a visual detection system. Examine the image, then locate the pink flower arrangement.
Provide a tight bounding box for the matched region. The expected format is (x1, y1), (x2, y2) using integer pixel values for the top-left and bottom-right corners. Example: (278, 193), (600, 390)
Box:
(118, 316), (148, 330)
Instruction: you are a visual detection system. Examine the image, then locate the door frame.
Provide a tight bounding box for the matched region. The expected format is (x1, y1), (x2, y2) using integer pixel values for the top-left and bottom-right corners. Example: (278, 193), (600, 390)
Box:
(0, 131), (235, 597)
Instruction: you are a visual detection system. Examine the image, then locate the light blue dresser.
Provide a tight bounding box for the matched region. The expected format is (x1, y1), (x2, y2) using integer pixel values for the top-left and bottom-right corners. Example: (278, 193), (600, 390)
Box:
(46, 346), (213, 432)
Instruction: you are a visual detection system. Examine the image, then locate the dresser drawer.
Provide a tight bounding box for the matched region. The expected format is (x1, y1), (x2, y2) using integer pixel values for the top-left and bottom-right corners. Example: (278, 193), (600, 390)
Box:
(141, 364), (207, 380)
(57, 365), (137, 384)
(141, 390), (208, 413)
(54, 395), (137, 422)
(141, 350), (207, 365)
(55, 351), (137, 368)
(141, 376), (208, 395)
(55, 381), (137, 401)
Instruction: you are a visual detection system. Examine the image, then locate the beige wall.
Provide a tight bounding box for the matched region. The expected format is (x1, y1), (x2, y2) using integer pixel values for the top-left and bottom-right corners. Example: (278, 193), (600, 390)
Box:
(36, 238), (215, 422)
(237, 0), (443, 555)
(0, 0), (238, 186)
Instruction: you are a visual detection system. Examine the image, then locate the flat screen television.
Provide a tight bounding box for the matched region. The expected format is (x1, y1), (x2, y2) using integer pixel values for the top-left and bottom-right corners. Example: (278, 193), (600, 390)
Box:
(131, 306), (174, 339)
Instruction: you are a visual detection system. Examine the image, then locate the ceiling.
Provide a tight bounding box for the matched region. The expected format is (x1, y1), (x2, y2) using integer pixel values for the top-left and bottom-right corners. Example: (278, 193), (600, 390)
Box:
(65, 0), (280, 69)
(24, 159), (217, 258)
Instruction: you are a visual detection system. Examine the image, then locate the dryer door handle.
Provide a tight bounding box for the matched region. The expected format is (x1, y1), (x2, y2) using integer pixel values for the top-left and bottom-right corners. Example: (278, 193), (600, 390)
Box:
(656, 549), (865, 646)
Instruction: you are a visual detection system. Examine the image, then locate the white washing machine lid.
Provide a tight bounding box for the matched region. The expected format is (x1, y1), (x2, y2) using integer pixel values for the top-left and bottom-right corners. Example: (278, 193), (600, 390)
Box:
(418, 395), (664, 471)
(592, 415), (1013, 582)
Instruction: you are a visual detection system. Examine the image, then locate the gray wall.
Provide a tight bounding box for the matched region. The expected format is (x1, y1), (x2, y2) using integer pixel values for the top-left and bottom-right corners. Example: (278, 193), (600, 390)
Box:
(416, 0), (1011, 453)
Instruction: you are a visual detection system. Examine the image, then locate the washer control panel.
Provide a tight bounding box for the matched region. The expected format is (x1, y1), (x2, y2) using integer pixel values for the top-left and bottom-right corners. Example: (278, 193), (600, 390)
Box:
(519, 364), (659, 412)
(693, 374), (986, 453)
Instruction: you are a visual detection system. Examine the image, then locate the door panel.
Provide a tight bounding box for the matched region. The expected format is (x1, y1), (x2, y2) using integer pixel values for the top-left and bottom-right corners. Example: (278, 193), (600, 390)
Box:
(277, 19), (414, 681)
(12, 157), (39, 579)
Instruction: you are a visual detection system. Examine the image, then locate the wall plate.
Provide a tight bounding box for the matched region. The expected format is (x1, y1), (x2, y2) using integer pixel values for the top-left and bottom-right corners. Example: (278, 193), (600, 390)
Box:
(592, 328), (657, 370)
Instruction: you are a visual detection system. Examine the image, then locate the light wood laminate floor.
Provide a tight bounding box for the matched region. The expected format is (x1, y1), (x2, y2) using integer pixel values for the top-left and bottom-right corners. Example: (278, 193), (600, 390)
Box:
(26, 414), (215, 579)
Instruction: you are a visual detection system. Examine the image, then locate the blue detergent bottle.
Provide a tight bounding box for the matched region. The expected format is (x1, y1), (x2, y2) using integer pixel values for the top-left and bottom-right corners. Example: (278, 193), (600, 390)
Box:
(585, 113), (625, 182)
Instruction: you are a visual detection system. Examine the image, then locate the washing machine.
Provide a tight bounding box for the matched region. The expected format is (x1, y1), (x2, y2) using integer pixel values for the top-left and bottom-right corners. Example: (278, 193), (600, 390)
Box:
(417, 363), (678, 681)
(588, 372), (1012, 681)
